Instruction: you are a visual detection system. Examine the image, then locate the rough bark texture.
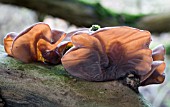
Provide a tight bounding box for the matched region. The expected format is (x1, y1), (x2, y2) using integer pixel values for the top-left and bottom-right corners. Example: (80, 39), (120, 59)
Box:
(0, 45), (151, 107)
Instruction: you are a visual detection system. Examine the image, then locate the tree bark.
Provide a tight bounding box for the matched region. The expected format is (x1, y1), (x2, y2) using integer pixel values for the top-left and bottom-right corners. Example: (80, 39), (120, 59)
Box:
(0, 45), (151, 107)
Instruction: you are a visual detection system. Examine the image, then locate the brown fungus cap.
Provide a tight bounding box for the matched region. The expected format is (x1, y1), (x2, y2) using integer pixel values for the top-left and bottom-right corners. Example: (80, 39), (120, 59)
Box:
(3, 32), (18, 56)
(140, 45), (166, 86)
(61, 26), (166, 86)
(3, 23), (69, 64)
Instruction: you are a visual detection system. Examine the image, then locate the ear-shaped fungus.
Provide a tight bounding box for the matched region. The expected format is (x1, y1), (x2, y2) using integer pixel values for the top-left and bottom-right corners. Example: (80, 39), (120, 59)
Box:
(140, 44), (165, 86)
(3, 32), (18, 56)
(61, 26), (166, 86)
(3, 23), (68, 64)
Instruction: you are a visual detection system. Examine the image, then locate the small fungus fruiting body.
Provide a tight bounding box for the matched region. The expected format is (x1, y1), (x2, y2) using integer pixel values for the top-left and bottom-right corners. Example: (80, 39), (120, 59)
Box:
(4, 32), (17, 56)
(3, 23), (166, 86)
(140, 44), (165, 86)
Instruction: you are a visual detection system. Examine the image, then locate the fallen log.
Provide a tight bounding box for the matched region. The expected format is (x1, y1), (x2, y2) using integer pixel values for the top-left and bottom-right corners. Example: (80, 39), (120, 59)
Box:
(0, 45), (150, 107)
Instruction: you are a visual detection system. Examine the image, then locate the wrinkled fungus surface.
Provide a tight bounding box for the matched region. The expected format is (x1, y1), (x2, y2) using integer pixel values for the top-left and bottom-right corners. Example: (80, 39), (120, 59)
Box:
(3, 23), (166, 86)
(61, 26), (166, 86)
(4, 23), (69, 64)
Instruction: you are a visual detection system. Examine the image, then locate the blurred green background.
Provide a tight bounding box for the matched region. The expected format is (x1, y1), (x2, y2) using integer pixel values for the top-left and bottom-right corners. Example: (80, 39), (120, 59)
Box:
(0, 0), (170, 107)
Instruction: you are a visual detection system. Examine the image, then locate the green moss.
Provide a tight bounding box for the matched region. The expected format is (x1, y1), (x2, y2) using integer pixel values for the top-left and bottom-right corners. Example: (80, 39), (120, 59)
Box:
(122, 13), (146, 25)
(94, 4), (145, 23)
(78, 0), (145, 26)
(165, 44), (170, 55)
(90, 24), (100, 31)
(78, 0), (100, 5)
(0, 51), (69, 83)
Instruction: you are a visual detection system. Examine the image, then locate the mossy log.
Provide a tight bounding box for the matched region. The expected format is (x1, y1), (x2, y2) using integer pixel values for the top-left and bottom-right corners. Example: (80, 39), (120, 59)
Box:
(0, 45), (151, 107)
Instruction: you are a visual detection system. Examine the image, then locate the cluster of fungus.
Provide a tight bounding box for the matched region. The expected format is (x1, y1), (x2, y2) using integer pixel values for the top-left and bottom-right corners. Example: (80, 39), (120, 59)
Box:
(3, 23), (166, 87)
